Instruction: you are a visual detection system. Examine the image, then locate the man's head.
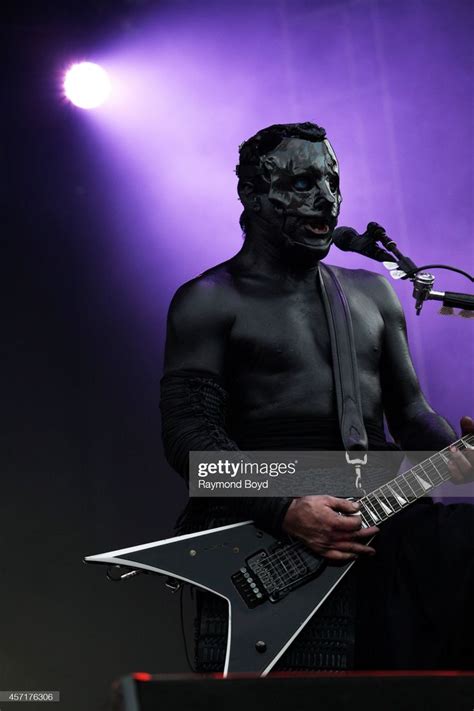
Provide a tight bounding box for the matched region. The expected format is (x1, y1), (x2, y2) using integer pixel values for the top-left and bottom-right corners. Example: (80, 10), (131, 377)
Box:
(236, 122), (342, 261)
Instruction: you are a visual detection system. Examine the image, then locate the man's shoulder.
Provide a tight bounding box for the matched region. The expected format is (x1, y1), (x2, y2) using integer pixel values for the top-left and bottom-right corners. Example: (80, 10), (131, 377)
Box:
(168, 260), (237, 322)
(324, 263), (403, 316)
(324, 262), (386, 284)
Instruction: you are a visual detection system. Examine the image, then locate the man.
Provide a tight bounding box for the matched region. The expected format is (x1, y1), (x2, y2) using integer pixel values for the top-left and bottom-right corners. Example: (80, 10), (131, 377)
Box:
(160, 122), (474, 672)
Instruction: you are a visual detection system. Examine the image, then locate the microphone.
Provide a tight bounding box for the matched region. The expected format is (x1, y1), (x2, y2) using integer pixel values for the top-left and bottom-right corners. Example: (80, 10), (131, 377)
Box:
(332, 225), (394, 263)
(334, 224), (474, 317)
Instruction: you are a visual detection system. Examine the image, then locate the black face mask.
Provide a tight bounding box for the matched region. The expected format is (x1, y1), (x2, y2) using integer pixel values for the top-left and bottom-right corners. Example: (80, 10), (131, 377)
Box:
(242, 137), (342, 260)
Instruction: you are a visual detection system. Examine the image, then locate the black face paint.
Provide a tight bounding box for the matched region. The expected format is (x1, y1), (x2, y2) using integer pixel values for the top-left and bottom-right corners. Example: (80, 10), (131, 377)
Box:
(247, 137), (342, 260)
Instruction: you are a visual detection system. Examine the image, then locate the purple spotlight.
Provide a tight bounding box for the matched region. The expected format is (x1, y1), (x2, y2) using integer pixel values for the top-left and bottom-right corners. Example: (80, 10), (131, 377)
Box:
(64, 62), (111, 109)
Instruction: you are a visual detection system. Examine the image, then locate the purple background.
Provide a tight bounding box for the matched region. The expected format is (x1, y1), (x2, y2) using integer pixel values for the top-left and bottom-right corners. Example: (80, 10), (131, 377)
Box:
(4, 1), (473, 708)
(89, 0), (473, 493)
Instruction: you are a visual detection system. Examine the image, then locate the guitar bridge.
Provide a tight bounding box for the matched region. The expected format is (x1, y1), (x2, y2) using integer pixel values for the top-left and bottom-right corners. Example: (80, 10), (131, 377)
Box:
(231, 544), (325, 608)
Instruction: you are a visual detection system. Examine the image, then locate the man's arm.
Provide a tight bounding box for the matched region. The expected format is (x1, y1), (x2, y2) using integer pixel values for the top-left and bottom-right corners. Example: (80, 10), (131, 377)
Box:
(163, 275), (231, 378)
(377, 275), (474, 481)
(160, 275), (293, 535)
(161, 275), (239, 478)
(377, 275), (457, 450)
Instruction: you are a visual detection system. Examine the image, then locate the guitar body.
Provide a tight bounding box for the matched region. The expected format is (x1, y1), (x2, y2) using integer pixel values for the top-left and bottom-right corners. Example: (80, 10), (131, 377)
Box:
(86, 521), (354, 675)
(85, 434), (472, 675)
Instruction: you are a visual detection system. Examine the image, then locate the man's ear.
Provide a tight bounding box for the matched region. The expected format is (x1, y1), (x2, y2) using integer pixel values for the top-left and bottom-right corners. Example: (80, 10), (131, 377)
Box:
(238, 180), (261, 212)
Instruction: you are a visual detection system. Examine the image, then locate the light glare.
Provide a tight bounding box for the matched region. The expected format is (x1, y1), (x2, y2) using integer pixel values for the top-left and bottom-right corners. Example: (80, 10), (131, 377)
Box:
(64, 62), (112, 109)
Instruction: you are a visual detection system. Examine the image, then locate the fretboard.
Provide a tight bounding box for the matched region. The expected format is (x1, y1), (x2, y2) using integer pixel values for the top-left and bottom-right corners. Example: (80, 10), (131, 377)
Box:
(357, 433), (474, 528)
(265, 434), (474, 582)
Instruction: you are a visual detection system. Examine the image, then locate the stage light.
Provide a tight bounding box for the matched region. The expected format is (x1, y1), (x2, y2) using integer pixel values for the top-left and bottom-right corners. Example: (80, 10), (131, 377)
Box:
(64, 62), (111, 109)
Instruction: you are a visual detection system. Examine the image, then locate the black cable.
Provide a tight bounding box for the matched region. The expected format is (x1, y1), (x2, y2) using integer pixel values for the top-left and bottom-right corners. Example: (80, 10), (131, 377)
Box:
(402, 264), (474, 282)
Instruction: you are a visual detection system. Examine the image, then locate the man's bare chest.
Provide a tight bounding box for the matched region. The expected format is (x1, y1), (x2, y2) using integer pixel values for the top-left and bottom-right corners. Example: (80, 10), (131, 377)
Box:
(228, 287), (384, 376)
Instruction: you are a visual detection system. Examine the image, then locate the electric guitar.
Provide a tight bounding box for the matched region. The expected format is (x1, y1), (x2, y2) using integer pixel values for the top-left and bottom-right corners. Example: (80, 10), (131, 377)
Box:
(85, 434), (473, 676)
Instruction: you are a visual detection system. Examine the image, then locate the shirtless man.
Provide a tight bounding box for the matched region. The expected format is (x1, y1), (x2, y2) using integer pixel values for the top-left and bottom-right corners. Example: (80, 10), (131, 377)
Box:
(160, 122), (474, 670)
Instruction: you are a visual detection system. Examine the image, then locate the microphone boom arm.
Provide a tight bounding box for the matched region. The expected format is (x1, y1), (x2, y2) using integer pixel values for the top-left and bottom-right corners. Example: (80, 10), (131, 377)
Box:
(423, 288), (474, 312)
(333, 222), (474, 316)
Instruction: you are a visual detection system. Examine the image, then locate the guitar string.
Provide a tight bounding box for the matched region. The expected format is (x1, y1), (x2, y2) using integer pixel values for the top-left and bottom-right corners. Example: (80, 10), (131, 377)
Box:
(260, 452), (452, 582)
(260, 452), (447, 572)
(258, 435), (472, 582)
(261, 453), (451, 585)
(260, 441), (471, 588)
(256, 435), (473, 588)
(262, 446), (472, 588)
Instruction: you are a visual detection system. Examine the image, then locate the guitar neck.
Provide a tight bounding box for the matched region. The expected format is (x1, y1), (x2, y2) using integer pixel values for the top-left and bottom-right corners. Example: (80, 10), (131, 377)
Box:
(357, 433), (474, 528)
(275, 434), (473, 575)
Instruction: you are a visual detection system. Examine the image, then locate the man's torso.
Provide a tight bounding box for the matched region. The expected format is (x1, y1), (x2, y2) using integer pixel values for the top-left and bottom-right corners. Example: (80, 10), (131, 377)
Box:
(206, 258), (387, 427)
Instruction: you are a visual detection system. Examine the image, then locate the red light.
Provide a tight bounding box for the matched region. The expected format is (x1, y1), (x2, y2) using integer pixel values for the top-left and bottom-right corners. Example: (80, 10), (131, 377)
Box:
(133, 672), (152, 682)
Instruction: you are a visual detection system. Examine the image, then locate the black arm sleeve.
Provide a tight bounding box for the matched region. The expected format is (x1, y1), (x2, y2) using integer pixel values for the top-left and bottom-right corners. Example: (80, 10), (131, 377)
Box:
(160, 369), (238, 479)
(160, 369), (293, 536)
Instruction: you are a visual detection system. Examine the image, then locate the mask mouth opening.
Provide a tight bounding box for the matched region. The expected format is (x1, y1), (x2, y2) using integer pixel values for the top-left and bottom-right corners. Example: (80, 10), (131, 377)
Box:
(304, 218), (330, 235)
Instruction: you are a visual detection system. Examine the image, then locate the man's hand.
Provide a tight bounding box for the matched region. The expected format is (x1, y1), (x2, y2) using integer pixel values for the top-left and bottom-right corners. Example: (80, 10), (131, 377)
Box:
(282, 495), (379, 561)
(449, 416), (474, 484)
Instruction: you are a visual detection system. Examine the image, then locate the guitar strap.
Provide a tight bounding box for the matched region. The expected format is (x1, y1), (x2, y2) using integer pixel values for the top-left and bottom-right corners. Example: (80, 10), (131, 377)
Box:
(298, 262), (366, 673)
(319, 262), (368, 453)
(319, 263), (368, 496)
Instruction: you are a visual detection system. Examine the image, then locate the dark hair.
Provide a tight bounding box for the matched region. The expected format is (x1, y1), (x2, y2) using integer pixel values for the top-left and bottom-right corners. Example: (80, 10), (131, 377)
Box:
(236, 121), (326, 234)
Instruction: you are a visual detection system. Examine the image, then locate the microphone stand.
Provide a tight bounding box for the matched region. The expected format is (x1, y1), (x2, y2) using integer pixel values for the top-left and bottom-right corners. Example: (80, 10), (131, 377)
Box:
(368, 223), (474, 316)
(410, 272), (474, 316)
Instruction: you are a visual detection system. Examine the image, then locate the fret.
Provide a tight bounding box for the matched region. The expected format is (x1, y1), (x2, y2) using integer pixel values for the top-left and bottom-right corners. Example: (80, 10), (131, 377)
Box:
(434, 454), (449, 479)
(421, 458), (442, 485)
(372, 491), (392, 518)
(374, 492), (391, 519)
(358, 501), (373, 524)
(360, 499), (380, 525)
(366, 493), (385, 521)
(439, 450), (451, 470)
(379, 484), (402, 512)
(429, 453), (447, 481)
(404, 473), (420, 499)
(387, 482), (408, 507)
(415, 463), (435, 489)
(414, 466), (431, 493)
(374, 487), (396, 515)
(409, 464), (432, 495)
(365, 496), (383, 522)
(405, 469), (425, 497)
(394, 475), (417, 503)
(367, 496), (386, 522)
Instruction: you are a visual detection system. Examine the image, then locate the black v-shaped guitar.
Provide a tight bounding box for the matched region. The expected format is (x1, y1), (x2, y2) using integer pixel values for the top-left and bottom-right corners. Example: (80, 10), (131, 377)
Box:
(85, 434), (473, 676)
